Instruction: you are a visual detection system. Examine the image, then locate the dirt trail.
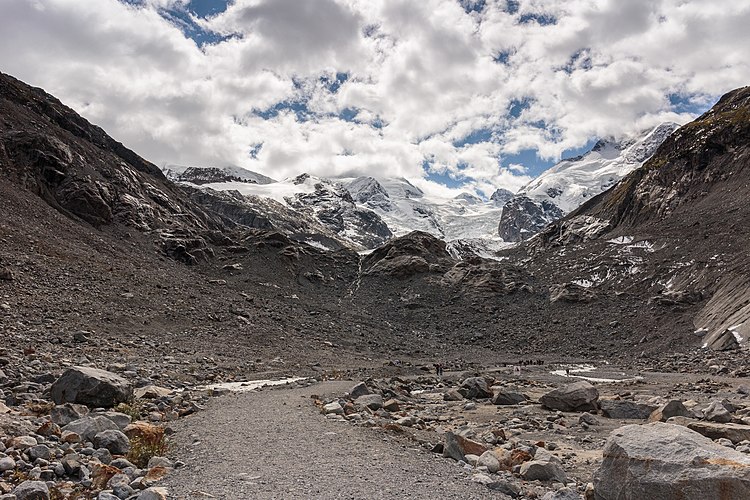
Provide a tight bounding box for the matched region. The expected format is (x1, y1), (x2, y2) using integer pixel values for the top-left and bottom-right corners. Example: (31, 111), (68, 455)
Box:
(163, 381), (495, 499)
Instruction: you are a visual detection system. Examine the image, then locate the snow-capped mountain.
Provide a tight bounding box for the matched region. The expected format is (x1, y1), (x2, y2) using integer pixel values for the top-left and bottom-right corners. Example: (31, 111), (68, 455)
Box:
(498, 122), (680, 241)
(163, 164), (276, 185)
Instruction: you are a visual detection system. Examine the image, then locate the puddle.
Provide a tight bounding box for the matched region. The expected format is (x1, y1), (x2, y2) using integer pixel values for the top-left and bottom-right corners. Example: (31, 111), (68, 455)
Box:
(201, 377), (310, 393)
(549, 364), (643, 383)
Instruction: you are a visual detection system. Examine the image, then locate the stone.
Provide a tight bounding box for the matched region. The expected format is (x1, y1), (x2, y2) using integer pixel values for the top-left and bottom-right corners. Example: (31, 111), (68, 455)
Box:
(647, 400), (692, 422)
(703, 401), (732, 423)
(382, 399), (400, 412)
(478, 450), (501, 473)
(36, 421), (62, 437)
(354, 394), (383, 411)
(51, 403), (90, 426)
(540, 381), (599, 412)
(593, 422), (750, 500)
(61, 430), (81, 443)
(442, 431), (489, 462)
(520, 450), (568, 483)
(0, 457), (14, 472)
(63, 416), (119, 442)
(94, 430), (130, 455)
(136, 487), (168, 500)
(133, 386), (172, 399)
(349, 382), (371, 399)
(492, 390), (527, 405)
(686, 421), (750, 444)
(323, 402), (343, 415)
(99, 411), (132, 430)
(98, 492), (120, 500)
(27, 444), (51, 461)
(61, 454), (82, 475)
(147, 456), (173, 469)
(542, 488), (581, 500)
(459, 377), (494, 399)
(599, 399), (657, 420)
(443, 388), (464, 401)
(6, 436), (37, 450)
(13, 481), (49, 500)
(579, 413), (599, 426)
(50, 366), (133, 408)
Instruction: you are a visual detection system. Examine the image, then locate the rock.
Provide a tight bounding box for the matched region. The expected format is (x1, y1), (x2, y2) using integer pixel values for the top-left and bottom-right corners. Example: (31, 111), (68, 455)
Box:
(459, 377), (494, 399)
(579, 413), (599, 426)
(323, 402), (343, 415)
(6, 436), (37, 450)
(63, 416), (119, 442)
(98, 492), (120, 500)
(349, 382), (371, 399)
(520, 449), (568, 483)
(27, 445), (50, 461)
(542, 488), (581, 500)
(540, 381), (599, 412)
(99, 411), (132, 430)
(51, 403), (90, 426)
(354, 394), (383, 411)
(492, 390), (528, 406)
(599, 400), (657, 420)
(478, 450), (501, 473)
(686, 421), (750, 444)
(442, 431), (489, 462)
(594, 422), (750, 500)
(549, 282), (597, 303)
(147, 456), (173, 469)
(0, 457), (14, 472)
(738, 385), (750, 395)
(13, 481), (49, 500)
(703, 401), (732, 423)
(136, 487), (168, 500)
(36, 421), (61, 437)
(94, 430), (130, 455)
(382, 399), (400, 412)
(61, 454), (82, 475)
(443, 388), (464, 401)
(50, 367), (133, 407)
(647, 400), (692, 422)
(61, 430), (81, 443)
(133, 386), (172, 399)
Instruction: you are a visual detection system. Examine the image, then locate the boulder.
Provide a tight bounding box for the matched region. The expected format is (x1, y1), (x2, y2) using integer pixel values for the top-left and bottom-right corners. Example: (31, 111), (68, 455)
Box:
(519, 449), (568, 483)
(542, 488), (582, 500)
(354, 394), (383, 411)
(323, 402), (343, 415)
(703, 401), (732, 423)
(382, 399), (400, 412)
(50, 367), (132, 407)
(94, 430), (130, 455)
(492, 390), (528, 406)
(63, 416), (119, 442)
(459, 377), (494, 399)
(50, 403), (90, 426)
(442, 431), (488, 462)
(593, 422), (750, 500)
(443, 388), (464, 401)
(540, 381), (599, 412)
(13, 480), (49, 500)
(600, 400), (657, 420)
(647, 400), (692, 422)
(133, 386), (172, 399)
(349, 382), (371, 399)
(685, 421), (750, 444)
(478, 450), (501, 473)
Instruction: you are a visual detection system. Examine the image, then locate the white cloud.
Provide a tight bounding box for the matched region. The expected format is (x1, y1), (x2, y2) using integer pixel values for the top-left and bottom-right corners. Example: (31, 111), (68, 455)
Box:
(1, 0), (749, 196)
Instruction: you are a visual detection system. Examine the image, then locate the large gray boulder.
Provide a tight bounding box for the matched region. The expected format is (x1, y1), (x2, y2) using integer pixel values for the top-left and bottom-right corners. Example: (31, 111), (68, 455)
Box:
(492, 390), (528, 406)
(94, 429), (130, 455)
(685, 421), (750, 444)
(540, 381), (599, 412)
(50, 366), (132, 407)
(459, 377), (494, 400)
(13, 480), (50, 500)
(593, 422), (750, 500)
(63, 416), (119, 443)
(520, 448), (568, 483)
(600, 400), (657, 420)
(648, 400), (692, 422)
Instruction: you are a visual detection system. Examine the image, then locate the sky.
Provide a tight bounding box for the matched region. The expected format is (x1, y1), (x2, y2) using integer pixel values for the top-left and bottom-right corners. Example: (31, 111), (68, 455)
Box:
(1, 0), (749, 198)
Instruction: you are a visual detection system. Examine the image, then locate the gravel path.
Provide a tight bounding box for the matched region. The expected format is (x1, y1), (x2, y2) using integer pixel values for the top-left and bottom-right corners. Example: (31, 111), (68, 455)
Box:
(163, 381), (497, 499)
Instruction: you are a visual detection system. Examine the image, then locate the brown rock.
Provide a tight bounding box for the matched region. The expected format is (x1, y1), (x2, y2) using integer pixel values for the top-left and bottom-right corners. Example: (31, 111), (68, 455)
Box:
(686, 421), (750, 444)
(442, 431), (489, 461)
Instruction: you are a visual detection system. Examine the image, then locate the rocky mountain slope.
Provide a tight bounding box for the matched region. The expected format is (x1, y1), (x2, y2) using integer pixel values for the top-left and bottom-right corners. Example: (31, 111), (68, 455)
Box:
(498, 123), (679, 241)
(517, 85), (750, 354)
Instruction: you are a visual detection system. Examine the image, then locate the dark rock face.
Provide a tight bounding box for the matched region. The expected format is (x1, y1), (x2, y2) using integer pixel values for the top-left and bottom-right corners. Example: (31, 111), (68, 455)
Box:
(0, 71), (227, 263)
(362, 231), (453, 277)
(490, 188), (514, 206)
(498, 196), (564, 242)
(50, 367), (132, 408)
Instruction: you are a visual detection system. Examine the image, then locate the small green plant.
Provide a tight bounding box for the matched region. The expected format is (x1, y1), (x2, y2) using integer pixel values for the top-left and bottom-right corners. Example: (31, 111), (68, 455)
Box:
(127, 427), (170, 468)
(114, 399), (145, 421)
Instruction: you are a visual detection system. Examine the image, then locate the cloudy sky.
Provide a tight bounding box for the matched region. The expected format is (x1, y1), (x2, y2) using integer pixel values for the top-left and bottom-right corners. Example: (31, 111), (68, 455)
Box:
(2, 0), (749, 197)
